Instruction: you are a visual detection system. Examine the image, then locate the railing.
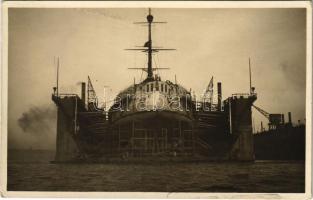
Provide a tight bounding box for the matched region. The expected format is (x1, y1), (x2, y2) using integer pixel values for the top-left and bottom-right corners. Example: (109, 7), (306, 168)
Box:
(192, 101), (221, 112)
(231, 92), (257, 99)
(55, 93), (79, 98)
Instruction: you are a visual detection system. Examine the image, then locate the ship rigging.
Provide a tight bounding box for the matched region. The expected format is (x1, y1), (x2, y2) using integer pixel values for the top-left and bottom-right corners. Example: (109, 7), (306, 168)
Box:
(126, 8), (175, 82)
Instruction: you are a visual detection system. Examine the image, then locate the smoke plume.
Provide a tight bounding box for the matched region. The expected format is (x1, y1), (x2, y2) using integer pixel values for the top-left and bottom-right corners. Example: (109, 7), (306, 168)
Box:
(18, 105), (56, 135)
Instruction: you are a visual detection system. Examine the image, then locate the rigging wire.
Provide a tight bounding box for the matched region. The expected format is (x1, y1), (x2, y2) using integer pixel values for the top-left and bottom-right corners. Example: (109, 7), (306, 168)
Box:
(156, 53), (162, 78)
(140, 69), (143, 81)
(134, 51), (137, 70)
(153, 55), (159, 76)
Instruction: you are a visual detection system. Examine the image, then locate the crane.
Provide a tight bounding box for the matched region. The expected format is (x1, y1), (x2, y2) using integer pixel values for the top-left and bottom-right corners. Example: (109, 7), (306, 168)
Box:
(201, 76), (214, 111)
(252, 104), (283, 131)
(252, 105), (269, 119)
(203, 76), (214, 102)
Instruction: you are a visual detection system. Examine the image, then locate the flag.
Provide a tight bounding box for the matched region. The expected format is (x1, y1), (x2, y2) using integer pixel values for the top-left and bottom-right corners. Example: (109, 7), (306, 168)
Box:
(144, 41), (150, 47)
(205, 76), (213, 93)
(203, 76), (213, 103)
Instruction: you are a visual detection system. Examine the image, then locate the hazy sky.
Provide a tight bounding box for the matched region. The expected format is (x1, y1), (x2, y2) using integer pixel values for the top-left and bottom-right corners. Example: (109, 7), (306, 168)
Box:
(8, 8), (306, 149)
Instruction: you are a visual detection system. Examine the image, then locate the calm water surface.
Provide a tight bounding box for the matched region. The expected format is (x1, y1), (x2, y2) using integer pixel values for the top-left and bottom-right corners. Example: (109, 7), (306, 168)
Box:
(7, 150), (305, 192)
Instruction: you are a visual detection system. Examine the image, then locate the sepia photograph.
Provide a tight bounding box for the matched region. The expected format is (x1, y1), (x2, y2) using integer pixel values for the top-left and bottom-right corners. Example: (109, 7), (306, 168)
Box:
(1, 1), (312, 198)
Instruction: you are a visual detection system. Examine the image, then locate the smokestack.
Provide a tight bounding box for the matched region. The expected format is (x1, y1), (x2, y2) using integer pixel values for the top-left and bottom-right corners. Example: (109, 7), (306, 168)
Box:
(217, 82), (222, 111)
(81, 82), (86, 105)
(281, 114), (285, 124)
(288, 112), (292, 124)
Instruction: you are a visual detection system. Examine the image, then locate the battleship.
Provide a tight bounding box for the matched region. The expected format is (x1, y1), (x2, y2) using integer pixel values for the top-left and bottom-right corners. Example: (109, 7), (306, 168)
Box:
(50, 9), (304, 163)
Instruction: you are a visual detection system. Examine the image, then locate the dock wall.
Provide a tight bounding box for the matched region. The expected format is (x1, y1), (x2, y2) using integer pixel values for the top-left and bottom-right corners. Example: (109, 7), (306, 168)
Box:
(52, 95), (85, 162)
(225, 95), (257, 161)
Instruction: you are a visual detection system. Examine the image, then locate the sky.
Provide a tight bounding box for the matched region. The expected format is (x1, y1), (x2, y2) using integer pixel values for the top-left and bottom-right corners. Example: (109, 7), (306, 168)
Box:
(8, 8), (306, 150)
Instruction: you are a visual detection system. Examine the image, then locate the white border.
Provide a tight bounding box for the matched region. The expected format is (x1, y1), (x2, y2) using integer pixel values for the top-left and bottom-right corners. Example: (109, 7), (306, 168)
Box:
(1, 1), (312, 199)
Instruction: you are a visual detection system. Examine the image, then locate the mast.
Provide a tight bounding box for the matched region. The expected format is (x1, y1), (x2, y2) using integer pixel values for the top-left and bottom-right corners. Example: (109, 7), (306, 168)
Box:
(147, 8), (153, 79)
(249, 58), (252, 94)
(56, 57), (59, 96)
(126, 8), (175, 81)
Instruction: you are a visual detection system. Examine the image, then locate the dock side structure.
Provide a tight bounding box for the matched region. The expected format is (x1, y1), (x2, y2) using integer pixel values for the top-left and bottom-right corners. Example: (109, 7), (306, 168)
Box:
(224, 93), (257, 161)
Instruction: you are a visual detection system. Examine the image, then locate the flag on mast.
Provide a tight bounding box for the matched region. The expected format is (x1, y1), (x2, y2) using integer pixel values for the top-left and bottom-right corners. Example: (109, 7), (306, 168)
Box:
(206, 76), (214, 93)
(203, 76), (214, 103)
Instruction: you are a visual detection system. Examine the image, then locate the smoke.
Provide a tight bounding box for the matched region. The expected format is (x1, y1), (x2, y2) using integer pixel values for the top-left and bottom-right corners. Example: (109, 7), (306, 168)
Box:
(18, 105), (56, 136)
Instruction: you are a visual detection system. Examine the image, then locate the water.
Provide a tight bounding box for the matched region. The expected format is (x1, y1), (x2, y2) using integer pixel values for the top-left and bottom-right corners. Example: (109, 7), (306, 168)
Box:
(7, 150), (305, 192)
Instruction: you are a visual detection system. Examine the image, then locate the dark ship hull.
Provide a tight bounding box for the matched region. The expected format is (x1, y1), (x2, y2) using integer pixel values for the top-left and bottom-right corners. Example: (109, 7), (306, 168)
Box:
(254, 124), (305, 160)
